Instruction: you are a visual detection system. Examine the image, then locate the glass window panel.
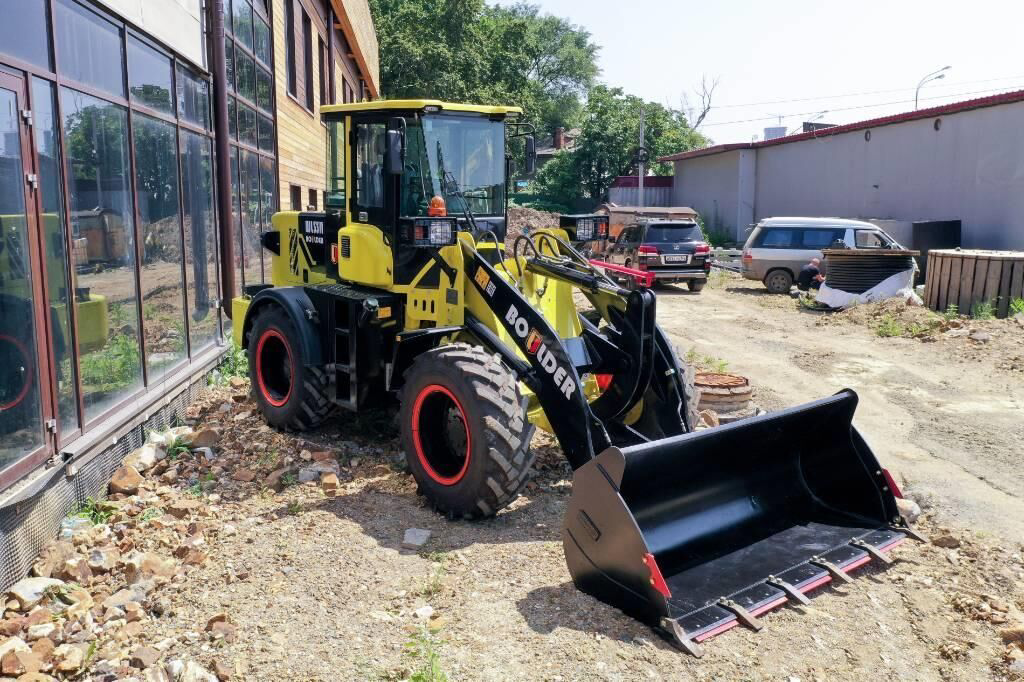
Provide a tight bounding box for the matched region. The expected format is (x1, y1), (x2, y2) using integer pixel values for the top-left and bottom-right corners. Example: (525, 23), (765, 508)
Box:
(256, 67), (272, 111)
(258, 115), (274, 152)
(236, 51), (255, 103)
(133, 114), (185, 380)
(0, 1), (52, 69)
(55, 0), (126, 98)
(0, 84), (45, 467)
(259, 156), (276, 232)
(176, 67), (210, 130)
(60, 87), (142, 420)
(239, 150), (262, 285)
(127, 36), (173, 114)
(32, 78), (79, 436)
(180, 131), (219, 350)
(222, 0), (232, 33)
(224, 38), (235, 94)
(238, 104), (256, 147)
(233, 0), (253, 50)
(254, 17), (271, 65)
(229, 149), (243, 293)
(228, 96), (237, 140)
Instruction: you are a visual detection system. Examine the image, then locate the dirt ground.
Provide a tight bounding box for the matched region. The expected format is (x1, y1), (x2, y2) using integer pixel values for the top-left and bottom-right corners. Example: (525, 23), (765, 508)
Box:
(102, 272), (1024, 682)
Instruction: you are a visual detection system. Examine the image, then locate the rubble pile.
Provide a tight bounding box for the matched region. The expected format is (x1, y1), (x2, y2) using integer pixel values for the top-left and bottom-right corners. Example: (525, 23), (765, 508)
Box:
(505, 205), (559, 257)
(0, 378), (354, 681)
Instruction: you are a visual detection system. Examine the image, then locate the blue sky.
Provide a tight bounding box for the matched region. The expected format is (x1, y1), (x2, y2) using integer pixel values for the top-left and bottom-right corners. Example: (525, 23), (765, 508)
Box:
(495, 0), (1024, 144)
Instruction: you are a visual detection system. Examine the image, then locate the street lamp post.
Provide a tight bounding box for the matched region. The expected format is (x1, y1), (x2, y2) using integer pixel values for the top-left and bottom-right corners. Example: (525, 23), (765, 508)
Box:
(915, 66), (952, 110)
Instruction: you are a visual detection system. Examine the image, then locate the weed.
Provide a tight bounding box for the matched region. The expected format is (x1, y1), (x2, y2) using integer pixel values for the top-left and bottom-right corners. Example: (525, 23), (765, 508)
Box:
(287, 501), (302, 515)
(209, 339), (248, 386)
(166, 437), (191, 461)
(201, 472), (216, 483)
(942, 303), (959, 321)
(139, 508), (162, 523)
(420, 551), (449, 564)
(701, 354), (730, 373)
(70, 497), (112, 525)
(796, 294), (820, 310)
(706, 269), (730, 289)
(187, 482), (203, 497)
(876, 314), (903, 338)
(404, 627), (448, 682)
(281, 473), (298, 488)
(971, 300), (996, 320)
(684, 347), (700, 366)
(906, 321), (931, 337)
(1011, 298), (1024, 316)
(419, 556), (447, 598)
(258, 450), (280, 469)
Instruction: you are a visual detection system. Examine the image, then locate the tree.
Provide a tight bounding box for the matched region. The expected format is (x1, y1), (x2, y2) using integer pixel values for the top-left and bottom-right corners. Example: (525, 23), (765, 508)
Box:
(682, 75), (719, 130)
(536, 86), (707, 203)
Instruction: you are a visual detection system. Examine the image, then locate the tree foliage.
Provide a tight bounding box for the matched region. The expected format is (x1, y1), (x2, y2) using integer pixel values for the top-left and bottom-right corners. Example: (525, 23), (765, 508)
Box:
(536, 86), (707, 202)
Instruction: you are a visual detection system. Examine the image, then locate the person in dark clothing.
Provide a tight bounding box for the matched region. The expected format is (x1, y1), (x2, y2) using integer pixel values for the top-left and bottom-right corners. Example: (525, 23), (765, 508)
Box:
(797, 258), (825, 291)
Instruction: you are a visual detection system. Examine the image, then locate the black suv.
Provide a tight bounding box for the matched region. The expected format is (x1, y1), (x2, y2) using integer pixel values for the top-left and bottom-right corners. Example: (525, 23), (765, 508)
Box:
(604, 219), (712, 291)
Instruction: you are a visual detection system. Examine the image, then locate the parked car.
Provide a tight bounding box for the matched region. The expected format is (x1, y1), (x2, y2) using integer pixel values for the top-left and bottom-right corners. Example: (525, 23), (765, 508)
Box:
(604, 219), (712, 291)
(741, 217), (905, 293)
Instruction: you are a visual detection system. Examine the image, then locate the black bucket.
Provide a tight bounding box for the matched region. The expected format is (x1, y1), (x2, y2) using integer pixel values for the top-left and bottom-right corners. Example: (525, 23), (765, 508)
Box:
(563, 389), (909, 655)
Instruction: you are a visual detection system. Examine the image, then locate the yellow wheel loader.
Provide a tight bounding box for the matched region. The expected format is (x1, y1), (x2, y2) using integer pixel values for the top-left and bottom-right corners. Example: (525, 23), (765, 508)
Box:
(231, 100), (919, 655)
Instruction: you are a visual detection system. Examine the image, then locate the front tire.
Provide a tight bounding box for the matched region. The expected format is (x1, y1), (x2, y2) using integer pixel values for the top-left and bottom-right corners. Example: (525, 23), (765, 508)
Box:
(399, 343), (536, 519)
(248, 306), (336, 431)
(764, 269), (794, 294)
(687, 280), (706, 292)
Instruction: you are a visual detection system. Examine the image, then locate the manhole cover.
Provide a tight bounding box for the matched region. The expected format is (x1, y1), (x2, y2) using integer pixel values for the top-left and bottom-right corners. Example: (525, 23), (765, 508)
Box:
(695, 372), (749, 389)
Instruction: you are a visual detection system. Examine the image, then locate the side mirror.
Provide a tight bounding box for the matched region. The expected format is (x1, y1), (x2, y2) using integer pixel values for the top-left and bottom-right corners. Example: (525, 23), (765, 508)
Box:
(386, 117), (405, 176)
(524, 135), (536, 176)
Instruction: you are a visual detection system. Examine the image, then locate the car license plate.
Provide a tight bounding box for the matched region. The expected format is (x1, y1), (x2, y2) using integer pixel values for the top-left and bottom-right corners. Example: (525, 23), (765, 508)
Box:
(663, 254), (690, 264)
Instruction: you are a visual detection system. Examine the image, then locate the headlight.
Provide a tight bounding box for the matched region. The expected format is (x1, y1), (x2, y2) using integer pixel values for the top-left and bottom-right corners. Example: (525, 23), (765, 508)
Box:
(411, 218), (457, 247)
(576, 218), (594, 240)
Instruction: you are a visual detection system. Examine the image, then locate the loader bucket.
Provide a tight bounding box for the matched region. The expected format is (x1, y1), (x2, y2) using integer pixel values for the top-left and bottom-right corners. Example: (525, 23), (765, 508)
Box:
(562, 389), (908, 656)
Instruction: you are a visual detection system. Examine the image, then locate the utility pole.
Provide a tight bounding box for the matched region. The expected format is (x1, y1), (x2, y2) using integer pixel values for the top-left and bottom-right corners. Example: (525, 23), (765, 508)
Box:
(638, 107), (645, 208)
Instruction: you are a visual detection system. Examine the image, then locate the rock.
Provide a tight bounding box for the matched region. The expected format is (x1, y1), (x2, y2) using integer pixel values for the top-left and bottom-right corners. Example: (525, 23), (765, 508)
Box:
(212, 659), (232, 680)
(299, 449), (312, 461)
(969, 331), (992, 343)
(52, 643), (85, 672)
(1014, 312), (1024, 327)
(182, 550), (208, 566)
(208, 621), (237, 642)
(131, 646), (160, 669)
(59, 557), (92, 585)
(231, 468), (256, 483)
(1001, 624), (1024, 644)
(232, 411), (251, 422)
(88, 546), (121, 573)
(110, 466), (144, 495)
(698, 409), (719, 428)
(125, 444), (164, 472)
(167, 499), (202, 519)
(1010, 659), (1024, 675)
(31, 543), (75, 579)
(298, 461), (340, 483)
(311, 451), (334, 462)
(57, 518), (92, 542)
(17, 672), (57, 681)
(896, 497), (922, 524)
(228, 376), (247, 389)
(185, 428), (221, 449)
(160, 468), (180, 484)
(178, 660), (219, 682)
(124, 601), (145, 623)
(31, 637), (54, 665)
(138, 554), (178, 581)
(25, 624), (55, 641)
(413, 605), (434, 619)
(0, 638), (30, 661)
(321, 473), (340, 497)
(23, 610), (50, 630)
(932, 533), (961, 549)
(2, 649), (40, 676)
(0, 617), (26, 637)
(263, 467), (291, 491)
(402, 528), (432, 550)
(7, 579), (64, 611)
(944, 328), (970, 338)
(194, 447), (216, 463)
(103, 587), (148, 611)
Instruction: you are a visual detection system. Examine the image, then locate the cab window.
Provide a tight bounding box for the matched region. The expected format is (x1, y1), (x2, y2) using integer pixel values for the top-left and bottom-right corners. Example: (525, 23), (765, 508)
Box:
(354, 122), (386, 211)
(801, 229), (845, 249)
(855, 230), (888, 248)
(757, 228), (795, 248)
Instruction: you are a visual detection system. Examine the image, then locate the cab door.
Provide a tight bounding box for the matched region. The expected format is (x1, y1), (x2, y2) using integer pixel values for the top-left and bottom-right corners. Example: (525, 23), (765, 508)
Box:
(0, 71), (55, 484)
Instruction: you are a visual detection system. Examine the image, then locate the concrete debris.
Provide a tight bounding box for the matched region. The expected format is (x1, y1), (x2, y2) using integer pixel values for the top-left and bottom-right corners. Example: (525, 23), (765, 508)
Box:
(896, 497), (922, 524)
(414, 605), (434, 620)
(109, 465), (145, 495)
(185, 427), (222, 449)
(402, 528), (432, 550)
(7, 579), (64, 611)
(298, 461), (340, 483)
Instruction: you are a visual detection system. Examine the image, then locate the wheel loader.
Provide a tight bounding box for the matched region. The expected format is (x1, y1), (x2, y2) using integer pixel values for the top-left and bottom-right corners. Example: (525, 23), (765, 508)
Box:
(231, 100), (920, 655)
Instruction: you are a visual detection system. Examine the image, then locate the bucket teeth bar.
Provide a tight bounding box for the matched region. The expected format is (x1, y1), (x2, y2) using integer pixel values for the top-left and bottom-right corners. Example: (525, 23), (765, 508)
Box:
(891, 524), (928, 543)
(850, 538), (893, 564)
(716, 598), (763, 631)
(765, 575), (811, 606)
(661, 618), (704, 658)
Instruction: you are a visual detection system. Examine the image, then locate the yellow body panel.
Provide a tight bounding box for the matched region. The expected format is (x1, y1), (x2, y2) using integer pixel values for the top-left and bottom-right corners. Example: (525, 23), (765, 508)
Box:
(338, 224), (393, 288)
(321, 100), (522, 116)
(269, 212), (335, 287)
(231, 297), (251, 348)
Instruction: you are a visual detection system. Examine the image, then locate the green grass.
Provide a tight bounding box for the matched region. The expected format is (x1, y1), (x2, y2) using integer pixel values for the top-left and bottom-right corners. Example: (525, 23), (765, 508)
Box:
(79, 333), (141, 395)
(281, 473), (298, 488)
(405, 628), (448, 682)
(286, 501), (303, 515)
(139, 507), (162, 523)
(875, 314), (904, 338)
(165, 437), (191, 461)
(1010, 298), (1024, 316)
(942, 303), (959, 321)
(683, 347), (729, 373)
(209, 339), (249, 386)
(70, 497), (113, 525)
(971, 299), (996, 320)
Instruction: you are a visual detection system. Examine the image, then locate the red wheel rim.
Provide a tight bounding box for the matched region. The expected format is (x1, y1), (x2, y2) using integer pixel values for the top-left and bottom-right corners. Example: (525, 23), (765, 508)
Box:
(0, 334), (33, 410)
(411, 384), (472, 485)
(255, 328), (294, 407)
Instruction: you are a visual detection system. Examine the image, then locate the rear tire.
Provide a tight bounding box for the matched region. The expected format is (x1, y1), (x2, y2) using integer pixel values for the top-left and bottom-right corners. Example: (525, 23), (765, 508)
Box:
(248, 306), (336, 431)
(399, 343), (536, 519)
(764, 269), (794, 294)
(687, 280), (706, 292)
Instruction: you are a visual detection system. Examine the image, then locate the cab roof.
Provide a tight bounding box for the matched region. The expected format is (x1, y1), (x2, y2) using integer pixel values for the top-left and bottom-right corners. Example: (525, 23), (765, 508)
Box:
(320, 99), (523, 116)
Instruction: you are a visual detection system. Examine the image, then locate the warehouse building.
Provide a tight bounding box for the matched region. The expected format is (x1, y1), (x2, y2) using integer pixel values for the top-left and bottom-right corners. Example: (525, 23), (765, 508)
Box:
(661, 91), (1024, 249)
(0, 0), (377, 589)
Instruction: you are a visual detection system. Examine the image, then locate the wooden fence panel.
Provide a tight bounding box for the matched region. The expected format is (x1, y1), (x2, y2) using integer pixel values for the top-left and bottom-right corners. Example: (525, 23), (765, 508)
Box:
(924, 249), (1024, 318)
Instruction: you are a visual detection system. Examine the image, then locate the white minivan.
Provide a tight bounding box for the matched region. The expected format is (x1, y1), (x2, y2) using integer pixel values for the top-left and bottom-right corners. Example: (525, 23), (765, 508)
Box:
(741, 217), (904, 293)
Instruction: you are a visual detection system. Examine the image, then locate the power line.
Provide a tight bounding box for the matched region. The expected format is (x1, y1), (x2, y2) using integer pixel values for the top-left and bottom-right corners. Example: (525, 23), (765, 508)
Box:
(709, 75), (1024, 109)
(700, 85), (1024, 127)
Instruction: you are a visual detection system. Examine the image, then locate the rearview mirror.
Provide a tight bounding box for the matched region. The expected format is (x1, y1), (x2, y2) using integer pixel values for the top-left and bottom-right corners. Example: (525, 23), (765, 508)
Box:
(525, 135), (536, 176)
(386, 117), (406, 176)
